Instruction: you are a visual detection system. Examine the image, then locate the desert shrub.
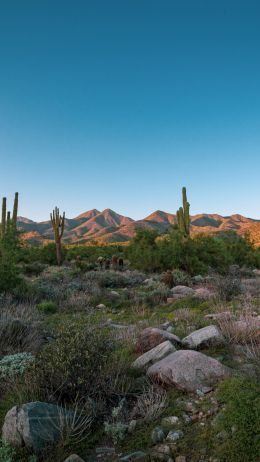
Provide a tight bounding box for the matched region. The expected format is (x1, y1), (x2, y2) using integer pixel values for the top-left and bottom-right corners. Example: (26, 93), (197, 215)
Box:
(72, 259), (96, 273)
(214, 272), (242, 301)
(0, 252), (22, 294)
(214, 377), (260, 461)
(37, 300), (58, 314)
(0, 352), (34, 381)
(40, 243), (67, 265)
(171, 269), (191, 286)
(66, 244), (124, 263)
(127, 229), (161, 272)
(0, 440), (16, 462)
(22, 262), (47, 276)
(104, 400), (129, 444)
(221, 231), (258, 267)
(84, 270), (146, 288)
(26, 321), (132, 405)
(127, 229), (259, 275)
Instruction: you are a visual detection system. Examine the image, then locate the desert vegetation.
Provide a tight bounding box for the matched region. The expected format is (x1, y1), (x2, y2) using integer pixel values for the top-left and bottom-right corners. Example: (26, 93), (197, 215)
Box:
(0, 190), (260, 462)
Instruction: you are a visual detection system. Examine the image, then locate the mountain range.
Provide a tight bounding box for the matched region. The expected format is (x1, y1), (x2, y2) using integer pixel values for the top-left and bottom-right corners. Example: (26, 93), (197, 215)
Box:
(17, 209), (260, 246)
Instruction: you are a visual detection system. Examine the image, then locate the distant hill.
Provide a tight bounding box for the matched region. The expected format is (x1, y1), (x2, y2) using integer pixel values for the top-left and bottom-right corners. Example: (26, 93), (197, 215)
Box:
(18, 209), (260, 246)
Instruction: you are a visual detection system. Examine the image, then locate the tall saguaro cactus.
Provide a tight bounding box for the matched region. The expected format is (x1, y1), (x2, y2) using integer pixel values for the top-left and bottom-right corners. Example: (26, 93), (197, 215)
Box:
(1, 193), (19, 240)
(50, 207), (65, 266)
(176, 187), (190, 236)
(12, 192), (19, 229)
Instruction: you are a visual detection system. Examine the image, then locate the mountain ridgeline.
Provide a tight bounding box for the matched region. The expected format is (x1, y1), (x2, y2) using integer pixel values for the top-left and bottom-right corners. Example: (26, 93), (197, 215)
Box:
(17, 208), (260, 246)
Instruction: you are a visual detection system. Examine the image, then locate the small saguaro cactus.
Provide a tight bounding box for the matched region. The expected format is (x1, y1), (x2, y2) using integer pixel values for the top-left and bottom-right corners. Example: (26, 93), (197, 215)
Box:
(1, 192), (19, 240)
(50, 206), (65, 266)
(176, 187), (190, 236)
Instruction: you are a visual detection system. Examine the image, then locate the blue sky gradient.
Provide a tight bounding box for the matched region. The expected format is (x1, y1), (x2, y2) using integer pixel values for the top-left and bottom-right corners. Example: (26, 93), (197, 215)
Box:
(0, 0), (260, 220)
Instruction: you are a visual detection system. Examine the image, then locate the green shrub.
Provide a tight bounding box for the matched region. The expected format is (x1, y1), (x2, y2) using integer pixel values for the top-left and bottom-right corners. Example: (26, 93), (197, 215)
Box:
(40, 243), (67, 265)
(37, 300), (58, 314)
(22, 262), (47, 276)
(214, 272), (242, 301)
(84, 270), (146, 288)
(0, 440), (16, 462)
(171, 269), (191, 286)
(0, 255), (22, 294)
(214, 377), (260, 461)
(0, 352), (34, 381)
(27, 321), (132, 404)
(127, 228), (259, 275)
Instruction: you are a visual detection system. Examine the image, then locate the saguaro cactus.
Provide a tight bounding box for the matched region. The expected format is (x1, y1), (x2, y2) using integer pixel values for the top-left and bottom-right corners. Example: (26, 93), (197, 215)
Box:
(1, 193), (19, 240)
(12, 192), (19, 229)
(50, 207), (65, 266)
(176, 187), (190, 236)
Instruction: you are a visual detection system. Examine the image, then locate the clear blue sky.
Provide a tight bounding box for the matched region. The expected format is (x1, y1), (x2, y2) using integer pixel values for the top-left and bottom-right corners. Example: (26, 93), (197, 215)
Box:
(0, 0), (260, 221)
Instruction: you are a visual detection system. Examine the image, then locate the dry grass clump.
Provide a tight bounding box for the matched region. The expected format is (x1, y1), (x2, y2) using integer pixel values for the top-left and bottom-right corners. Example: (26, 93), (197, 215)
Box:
(0, 296), (45, 355)
(214, 273), (242, 301)
(0, 295), (41, 322)
(173, 307), (197, 324)
(241, 277), (260, 297)
(216, 298), (260, 368)
(131, 384), (168, 423)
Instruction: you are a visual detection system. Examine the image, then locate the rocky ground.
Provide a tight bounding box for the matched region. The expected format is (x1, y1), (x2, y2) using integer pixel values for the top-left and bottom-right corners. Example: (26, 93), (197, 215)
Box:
(0, 265), (260, 462)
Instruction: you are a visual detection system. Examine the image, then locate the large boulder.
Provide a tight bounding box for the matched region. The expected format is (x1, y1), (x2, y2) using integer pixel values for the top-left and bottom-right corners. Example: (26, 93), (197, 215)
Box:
(132, 341), (175, 370)
(136, 327), (181, 353)
(147, 350), (231, 392)
(2, 401), (71, 452)
(182, 325), (225, 349)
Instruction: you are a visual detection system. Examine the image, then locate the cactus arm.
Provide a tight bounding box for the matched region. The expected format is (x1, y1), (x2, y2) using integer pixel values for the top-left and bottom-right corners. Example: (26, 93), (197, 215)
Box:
(1, 197), (7, 238)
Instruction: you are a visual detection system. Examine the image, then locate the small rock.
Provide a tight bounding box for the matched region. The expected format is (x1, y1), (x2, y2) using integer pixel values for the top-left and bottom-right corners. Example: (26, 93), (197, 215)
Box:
(96, 448), (116, 455)
(192, 275), (205, 284)
(96, 304), (106, 309)
(216, 430), (228, 441)
(143, 278), (154, 285)
(128, 420), (138, 433)
(120, 452), (147, 462)
(64, 456), (85, 462)
(150, 444), (172, 461)
(196, 386), (212, 396)
(205, 311), (233, 321)
(166, 326), (175, 333)
(182, 413), (192, 424)
(161, 322), (172, 330)
(166, 430), (184, 442)
(161, 416), (179, 426)
(151, 426), (165, 444)
(170, 286), (194, 297)
(110, 291), (120, 297)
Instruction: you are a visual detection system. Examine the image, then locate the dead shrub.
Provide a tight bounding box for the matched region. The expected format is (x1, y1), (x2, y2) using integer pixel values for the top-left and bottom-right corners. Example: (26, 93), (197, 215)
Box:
(131, 384), (168, 423)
